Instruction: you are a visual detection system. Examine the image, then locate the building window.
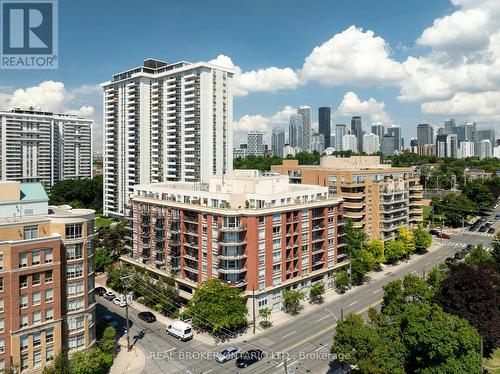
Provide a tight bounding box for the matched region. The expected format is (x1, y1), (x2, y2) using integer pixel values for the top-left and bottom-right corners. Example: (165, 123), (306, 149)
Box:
(45, 308), (54, 321)
(0, 253), (3, 270)
(19, 252), (28, 268)
(0, 319), (3, 333)
(46, 346), (54, 361)
(0, 339), (4, 354)
(45, 288), (53, 302)
(33, 273), (41, 286)
(46, 328), (54, 343)
(33, 331), (41, 347)
(33, 291), (41, 306)
(20, 335), (28, 351)
(45, 270), (53, 283)
(0, 298), (3, 313)
(0, 278), (3, 292)
(67, 263), (84, 279)
(20, 294), (28, 308)
(68, 333), (85, 350)
(67, 298), (84, 312)
(33, 311), (41, 325)
(65, 224), (83, 239)
(69, 315), (85, 332)
(45, 248), (53, 263)
(24, 225), (38, 239)
(67, 281), (84, 296)
(20, 315), (28, 328)
(32, 250), (41, 265)
(33, 349), (42, 366)
(66, 243), (83, 260)
(21, 354), (29, 370)
(20, 275), (28, 288)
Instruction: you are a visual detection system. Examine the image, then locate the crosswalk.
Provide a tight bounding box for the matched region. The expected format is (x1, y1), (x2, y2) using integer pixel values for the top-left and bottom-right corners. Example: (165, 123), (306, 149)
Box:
(458, 230), (494, 237)
(447, 241), (493, 252)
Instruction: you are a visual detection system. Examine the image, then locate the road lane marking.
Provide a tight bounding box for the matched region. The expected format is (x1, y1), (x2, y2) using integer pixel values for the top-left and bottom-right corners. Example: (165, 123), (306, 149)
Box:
(202, 370), (214, 374)
(372, 289), (382, 294)
(165, 347), (176, 353)
(314, 345), (327, 352)
(317, 315), (330, 322)
(281, 331), (296, 339)
(347, 300), (358, 307)
(280, 299), (383, 353)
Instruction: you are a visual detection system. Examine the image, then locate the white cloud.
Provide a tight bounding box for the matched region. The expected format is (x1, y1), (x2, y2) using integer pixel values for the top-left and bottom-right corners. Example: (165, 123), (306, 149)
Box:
(209, 55), (300, 97)
(301, 26), (406, 86)
(336, 91), (391, 123)
(416, 8), (490, 52)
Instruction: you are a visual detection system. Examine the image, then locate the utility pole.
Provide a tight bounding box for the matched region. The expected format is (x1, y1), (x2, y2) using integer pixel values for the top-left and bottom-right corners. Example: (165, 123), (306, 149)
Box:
(480, 336), (484, 374)
(121, 274), (133, 352)
(283, 353), (288, 374)
(252, 285), (256, 334)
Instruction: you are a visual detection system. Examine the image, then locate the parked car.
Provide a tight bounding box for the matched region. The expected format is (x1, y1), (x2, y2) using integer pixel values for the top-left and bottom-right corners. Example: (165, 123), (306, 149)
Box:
(102, 315), (118, 328)
(103, 291), (116, 301)
(465, 244), (474, 252)
(215, 347), (242, 363)
(479, 225), (487, 232)
(436, 233), (450, 239)
(235, 349), (265, 368)
(95, 287), (106, 296)
(454, 251), (466, 260)
(166, 321), (193, 341)
(488, 227), (496, 234)
(429, 229), (440, 235)
(445, 256), (457, 264)
(495, 214), (500, 220)
(113, 297), (127, 307)
(138, 311), (157, 323)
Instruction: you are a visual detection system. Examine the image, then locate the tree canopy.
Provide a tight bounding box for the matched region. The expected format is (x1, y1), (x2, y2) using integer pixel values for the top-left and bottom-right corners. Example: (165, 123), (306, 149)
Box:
(49, 175), (103, 212)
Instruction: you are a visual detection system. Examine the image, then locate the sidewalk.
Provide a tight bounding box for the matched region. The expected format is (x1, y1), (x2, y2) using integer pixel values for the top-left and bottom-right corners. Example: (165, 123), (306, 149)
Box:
(109, 336), (146, 374)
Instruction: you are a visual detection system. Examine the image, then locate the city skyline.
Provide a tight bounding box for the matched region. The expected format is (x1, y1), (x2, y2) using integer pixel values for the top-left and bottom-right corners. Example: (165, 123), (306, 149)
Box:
(2, 0), (500, 151)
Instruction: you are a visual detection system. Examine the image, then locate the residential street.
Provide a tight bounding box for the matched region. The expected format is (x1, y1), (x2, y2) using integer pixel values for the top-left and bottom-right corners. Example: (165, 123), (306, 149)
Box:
(100, 208), (499, 374)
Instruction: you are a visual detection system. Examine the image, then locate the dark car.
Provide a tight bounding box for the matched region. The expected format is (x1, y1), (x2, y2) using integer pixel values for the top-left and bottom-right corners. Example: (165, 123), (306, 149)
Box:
(235, 349), (265, 368)
(479, 225), (487, 232)
(495, 215), (500, 220)
(436, 232), (450, 239)
(488, 227), (496, 234)
(138, 311), (157, 323)
(445, 256), (457, 264)
(454, 251), (466, 260)
(95, 287), (106, 296)
(429, 229), (440, 235)
(103, 291), (116, 301)
(465, 244), (474, 252)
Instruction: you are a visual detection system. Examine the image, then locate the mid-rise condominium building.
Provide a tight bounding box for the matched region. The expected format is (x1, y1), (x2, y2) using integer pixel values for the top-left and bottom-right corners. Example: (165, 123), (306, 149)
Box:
(247, 131), (264, 157)
(311, 133), (325, 154)
(122, 170), (345, 309)
(271, 127), (285, 157)
(0, 182), (96, 373)
(102, 58), (234, 217)
(271, 156), (423, 241)
(289, 114), (303, 149)
(362, 133), (379, 155)
(0, 109), (93, 188)
(342, 134), (358, 153)
(298, 106), (311, 152)
(335, 124), (346, 151)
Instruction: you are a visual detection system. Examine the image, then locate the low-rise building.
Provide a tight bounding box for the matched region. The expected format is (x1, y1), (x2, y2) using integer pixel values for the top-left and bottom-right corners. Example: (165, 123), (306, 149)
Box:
(122, 170), (345, 309)
(271, 156), (423, 241)
(0, 182), (96, 373)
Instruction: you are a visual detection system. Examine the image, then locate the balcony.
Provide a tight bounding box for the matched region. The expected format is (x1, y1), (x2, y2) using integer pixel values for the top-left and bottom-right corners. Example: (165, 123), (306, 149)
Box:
(220, 225), (247, 232)
(218, 267), (247, 274)
(184, 265), (199, 274)
(184, 230), (198, 237)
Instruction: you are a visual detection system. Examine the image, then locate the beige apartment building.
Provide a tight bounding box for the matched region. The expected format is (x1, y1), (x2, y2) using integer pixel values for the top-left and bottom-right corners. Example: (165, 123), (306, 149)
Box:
(271, 156), (423, 241)
(0, 182), (95, 373)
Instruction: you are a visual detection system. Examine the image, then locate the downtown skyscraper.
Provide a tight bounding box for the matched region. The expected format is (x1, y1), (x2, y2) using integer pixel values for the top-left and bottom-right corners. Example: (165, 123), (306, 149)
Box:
(298, 106), (311, 151)
(289, 114), (303, 149)
(318, 107), (331, 148)
(271, 127), (285, 157)
(102, 59), (234, 217)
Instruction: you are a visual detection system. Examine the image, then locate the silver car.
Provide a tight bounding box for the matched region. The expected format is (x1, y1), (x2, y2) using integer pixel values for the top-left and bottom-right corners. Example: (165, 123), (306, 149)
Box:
(215, 346), (241, 363)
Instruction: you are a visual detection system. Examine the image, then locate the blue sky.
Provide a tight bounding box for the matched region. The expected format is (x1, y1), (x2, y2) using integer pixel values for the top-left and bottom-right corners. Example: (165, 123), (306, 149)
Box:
(2, 0), (499, 148)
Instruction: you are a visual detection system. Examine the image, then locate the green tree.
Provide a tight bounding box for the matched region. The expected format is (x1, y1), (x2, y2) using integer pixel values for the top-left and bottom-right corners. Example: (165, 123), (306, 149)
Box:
(282, 289), (304, 315)
(42, 351), (71, 374)
(397, 226), (416, 258)
(463, 179), (495, 210)
(187, 279), (247, 335)
(492, 233), (500, 266)
(464, 244), (493, 266)
(413, 224), (432, 252)
(364, 238), (385, 265)
(334, 269), (350, 293)
(426, 264), (449, 292)
(95, 247), (114, 272)
(382, 274), (433, 317)
(258, 307), (271, 327)
(432, 193), (478, 227)
(384, 239), (405, 264)
(49, 175), (103, 212)
(309, 281), (325, 304)
(99, 326), (116, 355)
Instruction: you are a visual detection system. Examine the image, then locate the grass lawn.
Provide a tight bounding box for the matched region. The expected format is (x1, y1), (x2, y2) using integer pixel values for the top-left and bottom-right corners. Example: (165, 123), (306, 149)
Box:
(485, 348), (500, 374)
(94, 216), (113, 228)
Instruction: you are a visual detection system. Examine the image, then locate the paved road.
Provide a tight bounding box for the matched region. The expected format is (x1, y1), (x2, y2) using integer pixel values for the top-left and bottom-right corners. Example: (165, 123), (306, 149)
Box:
(98, 207), (500, 374)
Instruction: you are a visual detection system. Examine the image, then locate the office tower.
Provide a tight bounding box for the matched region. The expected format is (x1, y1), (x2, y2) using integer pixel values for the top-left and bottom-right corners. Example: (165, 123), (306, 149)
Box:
(125, 170), (345, 306)
(362, 133), (380, 155)
(444, 118), (456, 134)
(477, 139), (493, 159)
(435, 134), (457, 158)
(371, 123), (385, 139)
(449, 134), (458, 158)
(0, 181), (96, 372)
(289, 114), (303, 149)
(475, 129), (496, 145)
(271, 127), (285, 157)
(318, 107), (331, 148)
(342, 134), (358, 153)
(380, 135), (396, 156)
(464, 122), (476, 141)
(0, 109), (93, 187)
(437, 127), (446, 136)
(298, 106), (311, 151)
(329, 136), (336, 150)
(416, 123), (434, 146)
(311, 133), (325, 154)
(387, 124), (402, 151)
(335, 124), (346, 151)
(351, 116), (363, 153)
(458, 141), (475, 158)
(102, 58), (234, 217)
(272, 156), (423, 240)
(410, 139), (418, 147)
(247, 131), (264, 156)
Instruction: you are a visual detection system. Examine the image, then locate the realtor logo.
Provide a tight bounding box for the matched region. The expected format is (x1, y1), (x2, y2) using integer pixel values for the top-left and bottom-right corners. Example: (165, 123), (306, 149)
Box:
(1, 0), (58, 69)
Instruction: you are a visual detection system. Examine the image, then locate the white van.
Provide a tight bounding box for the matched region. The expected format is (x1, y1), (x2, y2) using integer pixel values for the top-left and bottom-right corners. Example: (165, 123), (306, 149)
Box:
(166, 321), (193, 341)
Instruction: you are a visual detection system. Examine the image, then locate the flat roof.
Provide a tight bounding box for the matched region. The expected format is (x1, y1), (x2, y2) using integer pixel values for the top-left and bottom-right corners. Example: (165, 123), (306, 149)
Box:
(20, 183), (48, 202)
